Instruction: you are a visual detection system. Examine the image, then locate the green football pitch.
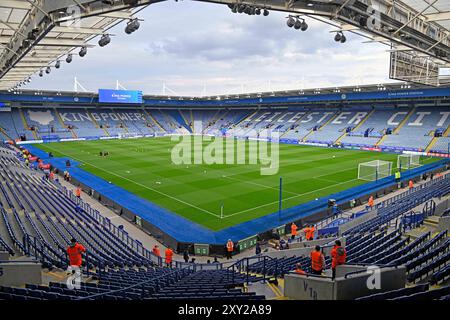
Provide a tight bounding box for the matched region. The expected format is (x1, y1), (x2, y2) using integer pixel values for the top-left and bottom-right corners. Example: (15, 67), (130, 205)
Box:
(36, 137), (436, 231)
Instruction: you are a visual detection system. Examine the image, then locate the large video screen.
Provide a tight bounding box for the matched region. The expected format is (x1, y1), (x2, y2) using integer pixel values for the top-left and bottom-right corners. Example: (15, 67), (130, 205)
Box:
(98, 89), (143, 104)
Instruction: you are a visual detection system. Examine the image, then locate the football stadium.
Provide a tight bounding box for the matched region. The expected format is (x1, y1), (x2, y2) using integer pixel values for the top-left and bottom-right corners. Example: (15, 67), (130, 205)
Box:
(0, 0), (450, 309)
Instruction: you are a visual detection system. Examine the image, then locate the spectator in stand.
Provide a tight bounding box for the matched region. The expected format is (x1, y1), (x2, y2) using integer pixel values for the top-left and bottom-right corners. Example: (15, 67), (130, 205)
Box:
(409, 179), (414, 189)
(310, 245), (325, 275)
(331, 240), (347, 280)
(255, 242), (261, 255)
(183, 249), (189, 263)
(213, 257), (219, 264)
(279, 238), (289, 250)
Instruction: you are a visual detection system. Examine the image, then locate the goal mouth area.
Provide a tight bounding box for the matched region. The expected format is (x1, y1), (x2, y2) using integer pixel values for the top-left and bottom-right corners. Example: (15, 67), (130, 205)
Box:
(397, 154), (422, 170)
(358, 160), (393, 181)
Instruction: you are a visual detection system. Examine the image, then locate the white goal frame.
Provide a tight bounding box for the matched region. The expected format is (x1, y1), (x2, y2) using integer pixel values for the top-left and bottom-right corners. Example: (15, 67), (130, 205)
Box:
(397, 154), (421, 171)
(358, 160), (393, 181)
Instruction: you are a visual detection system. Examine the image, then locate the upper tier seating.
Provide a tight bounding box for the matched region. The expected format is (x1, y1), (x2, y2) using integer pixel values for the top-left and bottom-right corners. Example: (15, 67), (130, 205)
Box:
(381, 109), (450, 151)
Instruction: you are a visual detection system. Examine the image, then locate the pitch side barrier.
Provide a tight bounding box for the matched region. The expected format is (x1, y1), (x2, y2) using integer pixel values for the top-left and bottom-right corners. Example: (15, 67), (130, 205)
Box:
(22, 144), (449, 257)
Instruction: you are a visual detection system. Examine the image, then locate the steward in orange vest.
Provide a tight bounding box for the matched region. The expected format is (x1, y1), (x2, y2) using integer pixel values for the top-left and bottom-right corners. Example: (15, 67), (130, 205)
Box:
(331, 240), (347, 279)
(303, 225), (315, 241)
(152, 245), (160, 257)
(226, 239), (234, 260)
(165, 247), (173, 267)
(66, 238), (86, 267)
(368, 195), (374, 208)
(310, 245), (325, 275)
(291, 223), (298, 240)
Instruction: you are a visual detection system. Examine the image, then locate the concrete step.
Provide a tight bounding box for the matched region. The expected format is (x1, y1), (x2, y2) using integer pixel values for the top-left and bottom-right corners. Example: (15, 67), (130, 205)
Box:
(423, 220), (439, 228)
(425, 216), (440, 224)
(406, 227), (433, 240)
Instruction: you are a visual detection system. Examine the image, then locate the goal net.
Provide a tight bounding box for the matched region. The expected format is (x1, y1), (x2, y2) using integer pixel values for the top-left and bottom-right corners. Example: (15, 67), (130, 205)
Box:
(358, 160), (393, 181)
(397, 154), (421, 171)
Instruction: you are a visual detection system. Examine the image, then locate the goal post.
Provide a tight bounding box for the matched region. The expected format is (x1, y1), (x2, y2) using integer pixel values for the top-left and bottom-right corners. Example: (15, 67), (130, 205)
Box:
(397, 154), (421, 171)
(358, 160), (393, 181)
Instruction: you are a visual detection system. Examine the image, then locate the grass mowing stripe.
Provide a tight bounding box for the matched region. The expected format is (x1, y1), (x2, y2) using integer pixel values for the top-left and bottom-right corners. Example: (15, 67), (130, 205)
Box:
(42, 144), (221, 218)
(222, 178), (360, 218)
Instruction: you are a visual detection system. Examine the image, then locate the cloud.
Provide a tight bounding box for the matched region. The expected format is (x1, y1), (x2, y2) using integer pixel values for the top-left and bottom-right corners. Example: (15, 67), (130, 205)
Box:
(25, 1), (396, 95)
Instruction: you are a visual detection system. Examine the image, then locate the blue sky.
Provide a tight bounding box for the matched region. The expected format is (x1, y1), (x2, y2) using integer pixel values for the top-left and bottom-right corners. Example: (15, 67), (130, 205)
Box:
(26, 1), (395, 95)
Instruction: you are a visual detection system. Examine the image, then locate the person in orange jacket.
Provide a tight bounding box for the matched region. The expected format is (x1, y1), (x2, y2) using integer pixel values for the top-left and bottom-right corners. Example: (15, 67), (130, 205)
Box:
(368, 195), (374, 208)
(66, 238), (86, 268)
(408, 179), (414, 189)
(226, 239), (234, 260)
(331, 240), (347, 280)
(165, 247), (173, 268)
(310, 245), (325, 275)
(75, 187), (81, 198)
(152, 245), (160, 257)
(295, 263), (306, 275)
(290, 222), (298, 240)
(303, 224), (315, 241)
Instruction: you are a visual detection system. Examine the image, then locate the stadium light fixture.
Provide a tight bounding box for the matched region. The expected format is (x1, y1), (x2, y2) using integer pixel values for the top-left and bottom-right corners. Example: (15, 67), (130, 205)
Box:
(263, 9), (269, 16)
(45, 66), (51, 74)
(66, 54), (73, 63)
(125, 19), (140, 34)
(334, 32), (342, 42)
(287, 16), (296, 28)
(55, 60), (61, 69)
(98, 34), (111, 47)
(39, 70), (43, 77)
(301, 20), (308, 31)
(334, 31), (346, 43)
(79, 47), (87, 57)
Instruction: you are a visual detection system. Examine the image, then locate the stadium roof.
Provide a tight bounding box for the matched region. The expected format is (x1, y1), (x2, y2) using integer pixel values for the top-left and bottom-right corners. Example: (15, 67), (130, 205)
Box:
(1, 0), (450, 91)
(0, 81), (441, 101)
(0, 0), (156, 91)
(403, 0), (450, 30)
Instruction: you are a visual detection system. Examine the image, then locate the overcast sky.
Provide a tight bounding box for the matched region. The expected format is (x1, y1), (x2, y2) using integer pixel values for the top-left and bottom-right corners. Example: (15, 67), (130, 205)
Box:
(26, 1), (396, 96)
